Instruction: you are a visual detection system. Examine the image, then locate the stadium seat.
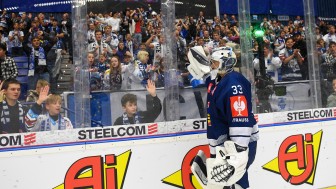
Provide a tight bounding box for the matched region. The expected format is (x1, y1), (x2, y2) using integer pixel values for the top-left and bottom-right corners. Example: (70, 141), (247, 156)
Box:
(60, 63), (73, 69)
(57, 82), (71, 89)
(61, 69), (72, 75)
(16, 62), (29, 68)
(17, 68), (28, 76)
(58, 75), (71, 82)
(13, 56), (29, 63)
(17, 76), (28, 83)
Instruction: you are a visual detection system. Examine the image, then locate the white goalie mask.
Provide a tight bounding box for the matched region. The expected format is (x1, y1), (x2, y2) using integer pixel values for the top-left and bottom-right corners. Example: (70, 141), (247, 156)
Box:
(211, 47), (237, 75)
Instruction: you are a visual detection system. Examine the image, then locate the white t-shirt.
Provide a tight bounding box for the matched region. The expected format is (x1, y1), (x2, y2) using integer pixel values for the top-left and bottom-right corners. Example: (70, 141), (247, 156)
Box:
(106, 17), (121, 32)
(323, 33), (336, 49)
(8, 30), (24, 47)
(253, 55), (282, 82)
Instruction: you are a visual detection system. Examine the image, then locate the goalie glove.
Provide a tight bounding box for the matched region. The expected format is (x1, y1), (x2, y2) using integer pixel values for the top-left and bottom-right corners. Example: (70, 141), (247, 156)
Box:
(207, 141), (249, 187)
(187, 46), (211, 80)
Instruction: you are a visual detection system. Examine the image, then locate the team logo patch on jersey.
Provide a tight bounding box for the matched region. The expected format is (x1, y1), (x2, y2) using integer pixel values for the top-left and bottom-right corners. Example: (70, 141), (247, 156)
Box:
(230, 95), (248, 117)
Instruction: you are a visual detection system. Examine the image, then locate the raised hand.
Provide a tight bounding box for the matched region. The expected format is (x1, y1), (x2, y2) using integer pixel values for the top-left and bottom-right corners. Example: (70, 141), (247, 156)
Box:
(36, 85), (50, 105)
(146, 79), (156, 97)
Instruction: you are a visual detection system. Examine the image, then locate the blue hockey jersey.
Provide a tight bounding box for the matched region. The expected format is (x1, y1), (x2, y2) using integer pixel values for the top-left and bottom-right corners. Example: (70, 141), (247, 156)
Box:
(206, 71), (259, 156)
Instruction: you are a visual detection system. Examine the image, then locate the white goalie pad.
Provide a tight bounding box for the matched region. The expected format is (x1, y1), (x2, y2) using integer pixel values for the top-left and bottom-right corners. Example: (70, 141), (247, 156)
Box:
(191, 141), (249, 188)
(187, 46), (211, 80)
(207, 141), (249, 187)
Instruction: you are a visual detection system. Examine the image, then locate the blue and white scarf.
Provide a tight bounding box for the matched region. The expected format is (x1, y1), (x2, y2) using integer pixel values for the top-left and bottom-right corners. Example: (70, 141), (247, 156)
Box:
(40, 114), (66, 131)
(48, 26), (61, 34)
(0, 100), (25, 133)
(122, 112), (141, 125)
(137, 61), (149, 86)
(28, 46), (46, 76)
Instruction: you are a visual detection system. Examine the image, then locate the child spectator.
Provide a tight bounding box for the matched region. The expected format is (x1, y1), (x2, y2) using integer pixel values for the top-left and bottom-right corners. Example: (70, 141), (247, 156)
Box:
(133, 50), (152, 88)
(274, 30), (286, 55)
(117, 41), (128, 61)
(88, 52), (102, 91)
(103, 56), (122, 90)
(317, 38), (327, 55)
(26, 86), (73, 131)
(121, 51), (136, 90)
(26, 79), (49, 104)
(114, 79), (161, 125)
(97, 54), (109, 74)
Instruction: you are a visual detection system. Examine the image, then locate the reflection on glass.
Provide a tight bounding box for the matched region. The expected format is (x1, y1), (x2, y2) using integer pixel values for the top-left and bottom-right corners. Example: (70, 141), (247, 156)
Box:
(2, 0), (336, 136)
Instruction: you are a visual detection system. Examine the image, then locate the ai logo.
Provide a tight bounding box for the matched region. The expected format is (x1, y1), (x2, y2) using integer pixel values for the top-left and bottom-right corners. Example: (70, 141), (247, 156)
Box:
(263, 130), (323, 185)
(54, 150), (131, 189)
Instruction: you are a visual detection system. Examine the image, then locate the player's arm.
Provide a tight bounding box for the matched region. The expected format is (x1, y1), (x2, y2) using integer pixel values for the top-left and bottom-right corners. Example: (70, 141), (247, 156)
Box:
(226, 84), (254, 147)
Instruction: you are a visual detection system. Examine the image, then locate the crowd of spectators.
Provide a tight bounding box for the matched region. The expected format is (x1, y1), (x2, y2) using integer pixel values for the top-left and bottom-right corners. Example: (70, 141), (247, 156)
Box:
(0, 8), (334, 90)
(2, 5), (336, 133)
(82, 8), (336, 97)
(84, 9), (243, 91)
(0, 10), (72, 93)
(0, 10), (73, 134)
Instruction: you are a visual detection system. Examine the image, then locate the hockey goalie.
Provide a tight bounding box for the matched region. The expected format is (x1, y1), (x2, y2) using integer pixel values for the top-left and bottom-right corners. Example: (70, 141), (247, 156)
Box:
(187, 46), (259, 189)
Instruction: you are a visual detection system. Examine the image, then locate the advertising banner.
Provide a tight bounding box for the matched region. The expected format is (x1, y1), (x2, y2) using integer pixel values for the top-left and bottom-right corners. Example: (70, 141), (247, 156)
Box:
(1, 108), (336, 189)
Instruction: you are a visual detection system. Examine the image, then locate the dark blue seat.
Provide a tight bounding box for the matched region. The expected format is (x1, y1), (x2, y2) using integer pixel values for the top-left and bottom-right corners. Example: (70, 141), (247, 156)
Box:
(16, 62), (29, 68)
(18, 68), (28, 76)
(17, 76), (28, 83)
(13, 56), (29, 63)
